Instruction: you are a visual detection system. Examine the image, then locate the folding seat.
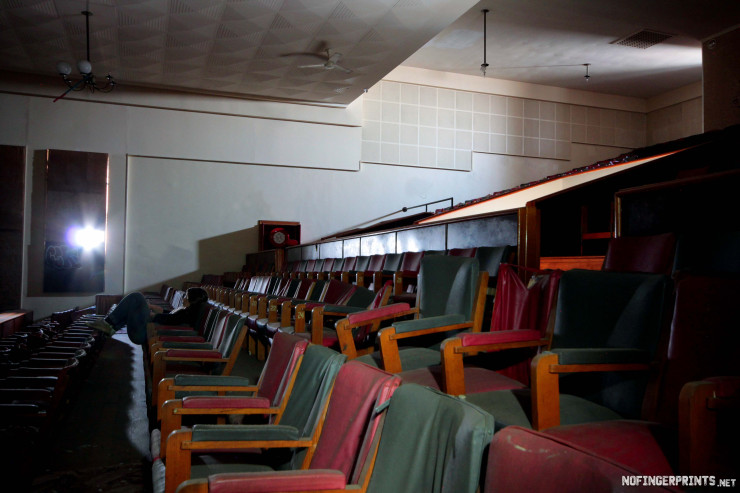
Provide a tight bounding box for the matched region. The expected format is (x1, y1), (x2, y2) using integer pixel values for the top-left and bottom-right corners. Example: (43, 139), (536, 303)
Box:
(355, 254), (385, 288)
(499, 272), (739, 478)
(160, 345), (347, 493)
(300, 259), (317, 279)
(292, 281), (404, 350)
(316, 258), (336, 279)
(327, 257), (347, 280)
(150, 314), (248, 407)
(148, 304), (223, 360)
(175, 383), (494, 493)
(155, 331), (309, 457)
(401, 263), (561, 394)
(440, 268), (673, 433)
(475, 245), (516, 330)
(389, 251), (425, 304)
(155, 331), (306, 421)
(601, 232), (677, 274)
(337, 255), (360, 283)
(347, 255), (489, 372)
(272, 279), (357, 336)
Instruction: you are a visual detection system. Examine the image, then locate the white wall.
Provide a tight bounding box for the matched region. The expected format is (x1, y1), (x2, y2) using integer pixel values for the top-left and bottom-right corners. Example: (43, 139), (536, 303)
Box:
(0, 69), (702, 319)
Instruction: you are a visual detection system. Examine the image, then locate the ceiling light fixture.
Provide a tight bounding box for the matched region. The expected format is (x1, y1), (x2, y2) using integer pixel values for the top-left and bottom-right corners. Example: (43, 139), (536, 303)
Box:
(54, 11), (115, 102)
(480, 9), (489, 77)
(583, 63), (591, 82)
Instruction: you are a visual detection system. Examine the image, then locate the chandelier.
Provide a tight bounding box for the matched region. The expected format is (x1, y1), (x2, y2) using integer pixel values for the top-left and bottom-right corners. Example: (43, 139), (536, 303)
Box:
(54, 11), (115, 102)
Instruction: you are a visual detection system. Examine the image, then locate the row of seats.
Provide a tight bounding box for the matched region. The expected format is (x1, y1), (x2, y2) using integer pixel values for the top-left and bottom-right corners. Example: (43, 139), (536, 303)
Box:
(149, 231), (739, 493)
(0, 306), (110, 488)
(280, 246), (513, 296)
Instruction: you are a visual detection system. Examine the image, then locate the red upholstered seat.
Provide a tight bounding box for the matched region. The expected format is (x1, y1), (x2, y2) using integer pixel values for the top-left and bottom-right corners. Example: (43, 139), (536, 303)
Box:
(484, 426), (678, 493)
(602, 232), (677, 275)
(163, 358), (400, 493)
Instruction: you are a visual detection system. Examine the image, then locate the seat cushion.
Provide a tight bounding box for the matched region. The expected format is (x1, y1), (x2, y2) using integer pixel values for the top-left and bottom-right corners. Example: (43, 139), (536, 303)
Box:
(356, 347), (441, 372)
(465, 389), (623, 431)
(400, 365), (526, 394)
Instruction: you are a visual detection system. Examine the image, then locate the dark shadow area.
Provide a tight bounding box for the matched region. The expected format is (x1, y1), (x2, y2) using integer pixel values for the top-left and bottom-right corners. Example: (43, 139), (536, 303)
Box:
(30, 333), (151, 493)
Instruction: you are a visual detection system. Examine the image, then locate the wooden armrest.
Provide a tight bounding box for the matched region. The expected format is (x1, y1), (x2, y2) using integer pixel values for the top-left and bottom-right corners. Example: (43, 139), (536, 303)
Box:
(440, 334), (550, 395)
(164, 429), (315, 493)
(679, 376), (740, 475)
(159, 399), (280, 459)
(531, 351), (652, 431)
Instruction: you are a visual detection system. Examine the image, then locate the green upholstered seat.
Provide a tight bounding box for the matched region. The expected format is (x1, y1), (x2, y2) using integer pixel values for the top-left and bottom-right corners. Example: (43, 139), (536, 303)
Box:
(177, 383), (494, 493)
(366, 384), (494, 493)
(357, 255), (483, 373)
(466, 269), (672, 430)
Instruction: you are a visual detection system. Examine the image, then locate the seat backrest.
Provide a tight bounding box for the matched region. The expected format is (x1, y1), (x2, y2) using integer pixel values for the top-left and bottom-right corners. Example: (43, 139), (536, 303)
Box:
(313, 259), (326, 273)
(490, 264), (562, 335)
(332, 258), (346, 273)
(381, 253), (403, 273)
(342, 285), (377, 308)
(649, 273), (740, 427)
(423, 249), (446, 256)
(602, 233), (677, 275)
(266, 276), (284, 295)
(214, 314), (245, 358)
(278, 345), (346, 435)
(287, 278), (310, 300)
(322, 258), (335, 273)
(398, 251), (424, 273)
(365, 384), (494, 493)
(418, 255), (480, 319)
(475, 245), (513, 279)
(320, 279), (355, 304)
(306, 280), (327, 302)
(448, 247), (477, 257)
(354, 256), (370, 272)
(365, 254), (385, 272)
(205, 308), (230, 346)
(299, 361), (401, 477)
(304, 259), (317, 273)
(484, 426), (676, 493)
(255, 331), (309, 404)
(552, 269), (672, 418)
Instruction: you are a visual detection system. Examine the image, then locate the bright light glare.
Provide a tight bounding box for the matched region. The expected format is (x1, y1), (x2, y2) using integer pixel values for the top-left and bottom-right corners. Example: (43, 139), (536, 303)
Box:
(69, 227), (105, 250)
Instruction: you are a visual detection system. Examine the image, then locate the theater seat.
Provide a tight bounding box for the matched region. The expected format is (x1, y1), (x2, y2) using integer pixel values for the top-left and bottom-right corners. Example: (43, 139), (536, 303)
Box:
(353, 255), (488, 373)
(175, 383), (494, 493)
(161, 345), (347, 493)
(458, 269), (672, 431)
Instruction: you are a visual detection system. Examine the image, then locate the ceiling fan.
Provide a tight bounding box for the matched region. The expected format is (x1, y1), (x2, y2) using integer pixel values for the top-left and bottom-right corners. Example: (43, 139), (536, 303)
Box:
(282, 43), (353, 74)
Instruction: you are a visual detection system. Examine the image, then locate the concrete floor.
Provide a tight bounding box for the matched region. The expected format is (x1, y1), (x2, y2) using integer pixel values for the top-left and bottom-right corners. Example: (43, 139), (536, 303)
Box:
(31, 332), (151, 492)
(26, 331), (264, 492)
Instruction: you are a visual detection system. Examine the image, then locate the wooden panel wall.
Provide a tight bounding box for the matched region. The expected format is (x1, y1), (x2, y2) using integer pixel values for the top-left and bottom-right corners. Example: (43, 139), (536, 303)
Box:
(284, 212), (518, 261)
(0, 145), (25, 311)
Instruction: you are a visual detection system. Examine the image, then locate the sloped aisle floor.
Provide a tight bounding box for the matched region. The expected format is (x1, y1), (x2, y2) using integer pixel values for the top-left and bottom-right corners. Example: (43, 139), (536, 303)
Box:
(31, 331), (152, 493)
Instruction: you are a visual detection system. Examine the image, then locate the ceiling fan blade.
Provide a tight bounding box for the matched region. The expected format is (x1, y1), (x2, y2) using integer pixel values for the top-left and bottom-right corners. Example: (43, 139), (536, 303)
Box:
(282, 52), (327, 61)
(327, 52), (343, 64)
(334, 64), (353, 74)
(298, 63), (327, 69)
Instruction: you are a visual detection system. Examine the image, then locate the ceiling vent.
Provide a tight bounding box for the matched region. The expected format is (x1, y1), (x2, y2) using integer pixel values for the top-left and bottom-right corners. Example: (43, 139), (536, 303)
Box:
(611, 30), (673, 49)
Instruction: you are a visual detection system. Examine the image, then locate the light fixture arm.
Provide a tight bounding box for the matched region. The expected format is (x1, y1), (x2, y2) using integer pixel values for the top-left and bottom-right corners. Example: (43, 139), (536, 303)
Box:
(481, 9), (490, 76)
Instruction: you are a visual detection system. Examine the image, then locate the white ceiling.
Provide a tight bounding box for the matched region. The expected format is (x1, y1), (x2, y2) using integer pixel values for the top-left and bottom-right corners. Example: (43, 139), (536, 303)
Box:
(406, 0), (740, 99)
(0, 0), (738, 104)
